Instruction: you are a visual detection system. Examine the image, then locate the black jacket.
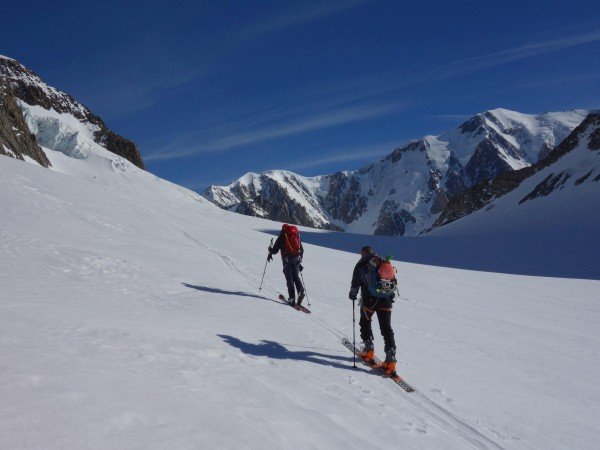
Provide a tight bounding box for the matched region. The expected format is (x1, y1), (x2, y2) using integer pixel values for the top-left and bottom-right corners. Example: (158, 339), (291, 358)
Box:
(350, 253), (376, 300)
(270, 229), (304, 259)
(350, 252), (395, 308)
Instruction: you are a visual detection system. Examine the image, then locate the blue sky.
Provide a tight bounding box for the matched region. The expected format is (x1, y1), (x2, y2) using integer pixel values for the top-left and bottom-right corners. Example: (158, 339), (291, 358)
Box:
(2, 0), (600, 190)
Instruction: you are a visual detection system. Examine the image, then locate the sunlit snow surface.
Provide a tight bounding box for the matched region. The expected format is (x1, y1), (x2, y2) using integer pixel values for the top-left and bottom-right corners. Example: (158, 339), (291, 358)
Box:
(1, 132), (600, 449)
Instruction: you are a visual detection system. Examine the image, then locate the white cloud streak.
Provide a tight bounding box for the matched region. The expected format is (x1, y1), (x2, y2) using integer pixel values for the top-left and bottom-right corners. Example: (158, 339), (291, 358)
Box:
(145, 102), (400, 161)
(434, 31), (600, 78)
(239, 0), (370, 40)
(285, 140), (399, 171)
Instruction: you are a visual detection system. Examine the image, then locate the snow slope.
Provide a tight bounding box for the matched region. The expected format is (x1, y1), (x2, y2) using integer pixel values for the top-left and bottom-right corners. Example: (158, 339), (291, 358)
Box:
(1, 143), (600, 449)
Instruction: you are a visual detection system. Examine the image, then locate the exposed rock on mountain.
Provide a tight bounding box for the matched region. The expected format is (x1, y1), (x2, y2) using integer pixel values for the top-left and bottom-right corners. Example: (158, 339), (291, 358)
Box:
(0, 78), (50, 166)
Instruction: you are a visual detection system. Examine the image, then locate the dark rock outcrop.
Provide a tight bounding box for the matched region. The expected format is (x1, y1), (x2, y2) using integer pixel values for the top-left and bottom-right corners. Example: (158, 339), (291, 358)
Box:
(444, 152), (467, 197)
(465, 132), (525, 185)
(0, 78), (50, 166)
(519, 172), (571, 204)
(373, 200), (416, 236)
(325, 172), (368, 224)
(386, 140), (424, 164)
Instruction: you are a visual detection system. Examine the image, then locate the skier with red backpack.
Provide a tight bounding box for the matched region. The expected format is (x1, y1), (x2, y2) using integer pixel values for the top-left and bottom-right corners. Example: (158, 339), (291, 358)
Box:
(268, 224), (305, 306)
(349, 246), (398, 374)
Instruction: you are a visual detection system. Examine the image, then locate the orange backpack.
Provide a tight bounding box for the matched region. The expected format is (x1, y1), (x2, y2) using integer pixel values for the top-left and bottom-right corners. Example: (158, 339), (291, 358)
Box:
(378, 259), (396, 281)
(368, 256), (397, 298)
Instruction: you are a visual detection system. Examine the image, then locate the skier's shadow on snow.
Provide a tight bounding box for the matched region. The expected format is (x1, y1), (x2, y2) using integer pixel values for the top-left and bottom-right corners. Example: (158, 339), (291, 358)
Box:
(183, 283), (282, 304)
(218, 334), (368, 372)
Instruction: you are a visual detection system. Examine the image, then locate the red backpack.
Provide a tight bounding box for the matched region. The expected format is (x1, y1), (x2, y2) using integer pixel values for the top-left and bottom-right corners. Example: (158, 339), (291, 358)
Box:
(282, 224), (301, 256)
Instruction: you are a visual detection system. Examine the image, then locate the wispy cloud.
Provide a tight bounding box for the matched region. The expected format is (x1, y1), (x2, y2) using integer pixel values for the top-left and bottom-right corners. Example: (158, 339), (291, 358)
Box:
(426, 114), (473, 121)
(90, 64), (210, 117)
(433, 31), (600, 79)
(285, 140), (398, 171)
(146, 102), (401, 161)
(238, 0), (370, 40)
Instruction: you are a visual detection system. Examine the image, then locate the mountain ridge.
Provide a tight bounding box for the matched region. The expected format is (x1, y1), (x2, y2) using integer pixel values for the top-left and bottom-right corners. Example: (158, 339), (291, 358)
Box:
(206, 107), (587, 235)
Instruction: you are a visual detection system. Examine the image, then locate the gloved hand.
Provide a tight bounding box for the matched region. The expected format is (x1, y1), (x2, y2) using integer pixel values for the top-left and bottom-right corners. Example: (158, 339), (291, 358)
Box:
(267, 253), (273, 262)
(349, 288), (358, 301)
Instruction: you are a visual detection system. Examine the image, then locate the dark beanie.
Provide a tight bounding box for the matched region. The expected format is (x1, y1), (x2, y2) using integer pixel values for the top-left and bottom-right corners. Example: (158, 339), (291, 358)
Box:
(361, 246), (373, 255)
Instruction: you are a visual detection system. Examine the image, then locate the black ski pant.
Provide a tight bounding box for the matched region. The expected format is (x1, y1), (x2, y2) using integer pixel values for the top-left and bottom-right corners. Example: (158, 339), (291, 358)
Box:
(359, 297), (395, 354)
(282, 256), (303, 300)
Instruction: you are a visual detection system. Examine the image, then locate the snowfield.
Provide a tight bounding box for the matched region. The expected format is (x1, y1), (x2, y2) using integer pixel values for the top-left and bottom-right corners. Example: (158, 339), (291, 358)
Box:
(1, 150), (599, 449)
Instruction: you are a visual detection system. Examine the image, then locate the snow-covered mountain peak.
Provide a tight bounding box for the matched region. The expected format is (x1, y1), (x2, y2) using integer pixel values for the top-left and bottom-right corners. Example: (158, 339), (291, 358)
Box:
(207, 107), (587, 235)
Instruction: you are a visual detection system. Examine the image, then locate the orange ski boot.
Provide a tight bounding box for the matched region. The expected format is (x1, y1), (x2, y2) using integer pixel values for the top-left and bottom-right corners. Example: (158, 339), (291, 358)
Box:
(381, 348), (397, 375)
(359, 341), (375, 361)
(380, 359), (396, 375)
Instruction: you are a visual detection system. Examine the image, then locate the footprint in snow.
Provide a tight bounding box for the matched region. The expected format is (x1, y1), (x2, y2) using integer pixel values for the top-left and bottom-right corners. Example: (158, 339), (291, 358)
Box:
(430, 387), (454, 403)
(405, 421), (428, 434)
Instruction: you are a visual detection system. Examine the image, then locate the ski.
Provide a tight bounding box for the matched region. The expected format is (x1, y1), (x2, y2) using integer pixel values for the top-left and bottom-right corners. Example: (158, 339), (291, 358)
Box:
(341, 337), (414, 392)
(278, 294), (311, 314)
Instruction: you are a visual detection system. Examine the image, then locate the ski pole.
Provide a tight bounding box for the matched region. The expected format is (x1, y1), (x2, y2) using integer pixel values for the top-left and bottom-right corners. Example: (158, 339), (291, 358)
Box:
(300, 272), (311, 308)
(352, 298), (356, 369)
(258, 238), (273, 292)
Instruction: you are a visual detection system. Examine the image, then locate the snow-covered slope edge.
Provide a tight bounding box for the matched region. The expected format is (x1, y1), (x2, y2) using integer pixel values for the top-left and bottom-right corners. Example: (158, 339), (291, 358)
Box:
(430, 111), (600, 235)
(206, 108), (587, 236)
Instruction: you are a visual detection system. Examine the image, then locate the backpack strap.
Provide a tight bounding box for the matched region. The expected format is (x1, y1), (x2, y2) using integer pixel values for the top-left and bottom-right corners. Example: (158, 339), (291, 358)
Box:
(284, 232), (293, 254)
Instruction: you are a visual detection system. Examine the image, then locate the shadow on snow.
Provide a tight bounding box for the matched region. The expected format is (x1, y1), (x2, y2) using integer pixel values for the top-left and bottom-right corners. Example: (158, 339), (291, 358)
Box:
(218, 334), (368, 372)
(182, 283), (281, 304)
(258, 228), (600, 280)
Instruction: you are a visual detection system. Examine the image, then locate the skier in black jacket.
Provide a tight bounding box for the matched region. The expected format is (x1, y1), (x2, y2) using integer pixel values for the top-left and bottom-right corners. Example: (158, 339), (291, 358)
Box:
(268, 224), (305, 306)
(349, 246), (396, 373)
